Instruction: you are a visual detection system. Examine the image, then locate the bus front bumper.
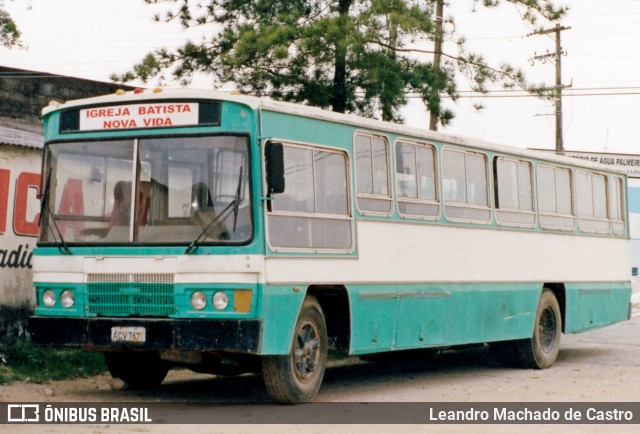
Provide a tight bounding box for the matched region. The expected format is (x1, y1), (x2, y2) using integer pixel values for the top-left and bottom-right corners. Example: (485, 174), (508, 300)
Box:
(28, 316), (262, 353)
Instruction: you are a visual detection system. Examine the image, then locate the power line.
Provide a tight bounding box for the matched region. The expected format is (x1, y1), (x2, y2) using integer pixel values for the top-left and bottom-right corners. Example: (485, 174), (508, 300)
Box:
(437, 91), (640, 99)
(3, 72), (640, 98)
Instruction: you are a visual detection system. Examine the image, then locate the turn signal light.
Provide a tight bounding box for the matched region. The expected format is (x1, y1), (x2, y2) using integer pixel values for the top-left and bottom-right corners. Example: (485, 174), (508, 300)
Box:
(233, 289), (252, 313)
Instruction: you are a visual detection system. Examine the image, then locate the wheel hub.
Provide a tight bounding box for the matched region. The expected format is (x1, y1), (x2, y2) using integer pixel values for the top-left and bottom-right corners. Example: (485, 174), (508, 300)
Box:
(293, 322), (320, 381)
(539, 306), (557, 352)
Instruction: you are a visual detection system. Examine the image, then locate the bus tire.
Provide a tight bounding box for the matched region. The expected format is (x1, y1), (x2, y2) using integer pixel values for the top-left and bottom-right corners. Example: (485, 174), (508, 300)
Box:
(516, 289), (562, 369)
(104, 351), (169, 388)
(262, 296), (328, 403)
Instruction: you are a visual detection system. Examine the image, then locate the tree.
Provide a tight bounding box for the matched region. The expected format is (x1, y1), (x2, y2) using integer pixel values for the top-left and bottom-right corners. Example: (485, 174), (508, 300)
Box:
(115, 0), (566, 126)
(0, 7), (22, 48)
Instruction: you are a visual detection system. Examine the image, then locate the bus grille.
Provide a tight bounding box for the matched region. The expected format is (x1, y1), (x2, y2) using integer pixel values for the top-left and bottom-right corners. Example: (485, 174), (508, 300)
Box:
(86, 273), (176, 317)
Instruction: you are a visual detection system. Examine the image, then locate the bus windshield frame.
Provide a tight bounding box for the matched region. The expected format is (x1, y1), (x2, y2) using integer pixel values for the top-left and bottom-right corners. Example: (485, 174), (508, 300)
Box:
(38, 134), (253, 247)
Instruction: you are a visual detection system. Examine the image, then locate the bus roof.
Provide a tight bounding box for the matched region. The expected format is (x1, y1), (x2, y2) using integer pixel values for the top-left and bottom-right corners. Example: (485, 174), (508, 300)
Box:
(42, 88), (627, 176)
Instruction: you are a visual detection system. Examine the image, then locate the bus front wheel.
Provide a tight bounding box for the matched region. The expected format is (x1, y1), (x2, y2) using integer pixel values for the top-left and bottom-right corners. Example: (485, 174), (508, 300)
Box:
(517, 289), (562, 369)
(262, 296), (328, 403)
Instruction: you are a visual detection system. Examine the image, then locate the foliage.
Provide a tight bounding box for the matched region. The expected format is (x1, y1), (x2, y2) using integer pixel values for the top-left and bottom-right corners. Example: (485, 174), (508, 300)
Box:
(0, 0), (27, 49)
(0, 8), (22, 48)
(114, 0), (567, 126)
(0, 337), (106, 384)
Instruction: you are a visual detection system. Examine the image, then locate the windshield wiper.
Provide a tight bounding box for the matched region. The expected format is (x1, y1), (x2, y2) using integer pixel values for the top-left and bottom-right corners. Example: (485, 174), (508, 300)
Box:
(39, 171), (72, 255)
(185, 166), (244, 255)
(232, 166), (243, 232)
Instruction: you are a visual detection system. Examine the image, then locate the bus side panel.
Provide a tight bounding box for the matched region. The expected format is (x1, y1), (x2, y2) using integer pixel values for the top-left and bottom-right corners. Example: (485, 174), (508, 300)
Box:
(394, 283), (540, 350)
(260, 110), (355, 149)
(349, 283), (540, 355)
(258, 284), (307, 355)
(349, 285), (400, 354)
(564, 282), (631, 334)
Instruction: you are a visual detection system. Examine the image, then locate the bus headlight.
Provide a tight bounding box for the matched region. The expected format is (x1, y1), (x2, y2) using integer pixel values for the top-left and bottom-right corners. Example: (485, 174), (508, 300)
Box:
(43, 290), (56, 307)
(60, 290), (75, 308)
(212, 291), (229, 310)
(190, 291), (207, 310)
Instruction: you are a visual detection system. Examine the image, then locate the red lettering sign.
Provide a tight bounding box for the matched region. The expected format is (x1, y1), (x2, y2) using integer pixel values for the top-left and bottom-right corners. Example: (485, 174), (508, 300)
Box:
(0, 168), (9, 234)
(13, 172), (41, 237)
(86, 107), (131, 118)
(80, 103), (198, 130)
(104, 119), (138, 129)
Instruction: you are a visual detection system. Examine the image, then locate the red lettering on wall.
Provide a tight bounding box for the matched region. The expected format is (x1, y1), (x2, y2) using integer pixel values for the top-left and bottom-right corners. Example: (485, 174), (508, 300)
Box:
(13, 172), (41, 237)
(57, 178), (85, 236)
(0, 168), (9, 234)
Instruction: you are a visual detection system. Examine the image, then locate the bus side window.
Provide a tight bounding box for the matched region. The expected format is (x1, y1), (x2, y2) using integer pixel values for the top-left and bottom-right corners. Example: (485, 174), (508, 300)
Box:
(268, 143), (353, 251)
(611, 176), (625, 236)
(355, 133), (392, 214)
(537, 164), (575, 230)
(494, 156), (535, 227)
(576, 171), (610, 233)
(395, 140), (439, 218)
(442, 148), (491, 222)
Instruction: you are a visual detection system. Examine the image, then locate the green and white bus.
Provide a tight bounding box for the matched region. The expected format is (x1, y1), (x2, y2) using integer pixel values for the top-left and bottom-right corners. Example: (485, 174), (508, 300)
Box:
(29, 89), (631, 403)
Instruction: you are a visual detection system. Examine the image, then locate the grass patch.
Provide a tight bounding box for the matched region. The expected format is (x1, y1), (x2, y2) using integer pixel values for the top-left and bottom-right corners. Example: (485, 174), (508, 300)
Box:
(0, 337), (106, 385)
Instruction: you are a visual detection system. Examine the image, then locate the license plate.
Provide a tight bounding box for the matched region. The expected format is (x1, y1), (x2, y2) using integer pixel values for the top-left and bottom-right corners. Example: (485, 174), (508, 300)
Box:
(111, 326), (146, 343)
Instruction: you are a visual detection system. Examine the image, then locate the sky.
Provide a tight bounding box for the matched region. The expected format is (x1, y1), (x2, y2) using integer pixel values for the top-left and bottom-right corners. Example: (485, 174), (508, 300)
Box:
(2, 0), (640, 155)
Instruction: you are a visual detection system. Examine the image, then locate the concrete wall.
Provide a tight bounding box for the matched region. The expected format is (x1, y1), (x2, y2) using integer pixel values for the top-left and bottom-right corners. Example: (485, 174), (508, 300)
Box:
(0, 66), (128, 119)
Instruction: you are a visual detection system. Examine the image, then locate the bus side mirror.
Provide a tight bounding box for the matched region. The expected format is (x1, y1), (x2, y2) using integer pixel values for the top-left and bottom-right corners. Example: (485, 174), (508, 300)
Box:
(265, 141), (285, 194)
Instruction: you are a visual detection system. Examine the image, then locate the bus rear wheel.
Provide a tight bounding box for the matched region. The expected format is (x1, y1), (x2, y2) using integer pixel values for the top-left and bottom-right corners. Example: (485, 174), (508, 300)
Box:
(104, 351), (170, 388)
(516, 289), (562, 369)
(262, 296), (328, 403)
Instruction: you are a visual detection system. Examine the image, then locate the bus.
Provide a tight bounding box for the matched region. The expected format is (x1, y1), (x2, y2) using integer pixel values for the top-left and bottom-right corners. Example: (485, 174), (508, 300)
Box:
(29, 88), (631, 403)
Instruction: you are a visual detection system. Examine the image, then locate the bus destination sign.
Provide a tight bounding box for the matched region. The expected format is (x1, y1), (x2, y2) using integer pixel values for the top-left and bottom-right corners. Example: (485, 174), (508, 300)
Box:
(79, 102), (199, 131)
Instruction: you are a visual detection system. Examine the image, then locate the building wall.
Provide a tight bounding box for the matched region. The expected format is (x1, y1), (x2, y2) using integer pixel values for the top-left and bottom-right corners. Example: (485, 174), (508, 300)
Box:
(0, 66), (127, 119)
(0, 144), (41, 307)
(0, 144), (41, 338)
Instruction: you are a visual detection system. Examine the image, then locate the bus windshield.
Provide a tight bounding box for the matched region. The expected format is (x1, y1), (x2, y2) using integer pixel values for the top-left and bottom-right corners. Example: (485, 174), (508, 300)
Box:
(39, 135), (252, 246)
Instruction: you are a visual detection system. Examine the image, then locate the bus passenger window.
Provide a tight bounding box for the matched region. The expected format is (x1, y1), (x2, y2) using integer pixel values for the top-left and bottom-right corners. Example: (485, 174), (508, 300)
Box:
(355, 133), (392, 214)
(466, 153), (488, 207)
(442, 148), (490, 222)
(577, 171), (610, 233)
(494, 157), (535, 227)
(537, 164), (575, 230)
(611, 176), (625, 236)
(268, 143), (352, 251)
(395, 141), (438, 218)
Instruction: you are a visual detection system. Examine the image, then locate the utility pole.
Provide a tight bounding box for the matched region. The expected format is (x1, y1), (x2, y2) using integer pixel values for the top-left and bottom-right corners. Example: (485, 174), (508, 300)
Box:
(529, 25), (571, 154)
(429, 0), (444, 131)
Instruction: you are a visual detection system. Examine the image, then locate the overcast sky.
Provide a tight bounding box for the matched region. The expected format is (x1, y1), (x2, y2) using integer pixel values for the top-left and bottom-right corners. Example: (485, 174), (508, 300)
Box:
(2, 0), (640, 155)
